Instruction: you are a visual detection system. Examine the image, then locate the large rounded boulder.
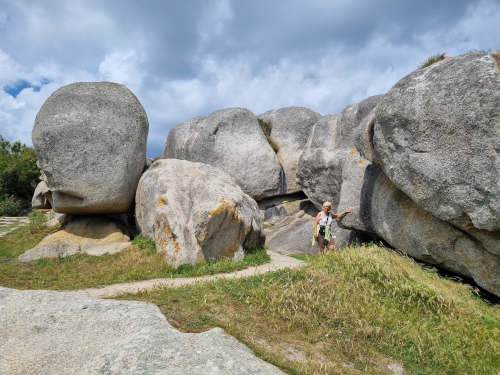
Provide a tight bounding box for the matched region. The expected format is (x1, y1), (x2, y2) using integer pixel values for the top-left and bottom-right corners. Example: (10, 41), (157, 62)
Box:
(136, 159), (264, 267)
(32, 82), (148, 214)
(257, 107), (321, 194)
(374, 51), (500, 231)
(162, 108), (282, 200)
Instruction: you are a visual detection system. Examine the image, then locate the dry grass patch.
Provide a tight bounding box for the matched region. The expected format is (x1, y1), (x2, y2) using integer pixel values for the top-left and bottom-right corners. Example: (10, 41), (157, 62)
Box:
(122, 244), (500, 375)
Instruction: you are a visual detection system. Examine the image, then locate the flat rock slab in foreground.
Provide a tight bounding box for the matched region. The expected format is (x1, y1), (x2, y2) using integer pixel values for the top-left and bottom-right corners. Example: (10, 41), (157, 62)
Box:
(0, 287), (285, 375)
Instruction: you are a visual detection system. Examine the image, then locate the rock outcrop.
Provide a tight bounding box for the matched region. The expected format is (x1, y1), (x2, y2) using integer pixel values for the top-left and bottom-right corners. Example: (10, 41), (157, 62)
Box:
(19, 216), (131, 261)
(135, 159), (264, 266)
(32, 82), (148, 214)
(0, 287), (285, 375)
(374, 51), (500, 231)
(32, 181), (52, 209)
(257, 107), (321, 194)
(297, 96), (383, 210)
(339, 164), (500, 296)
(162, 108), (282, 200)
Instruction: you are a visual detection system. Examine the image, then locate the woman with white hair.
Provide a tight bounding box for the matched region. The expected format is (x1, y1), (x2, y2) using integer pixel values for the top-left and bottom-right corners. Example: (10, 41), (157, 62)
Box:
(313, 202), (353, 254)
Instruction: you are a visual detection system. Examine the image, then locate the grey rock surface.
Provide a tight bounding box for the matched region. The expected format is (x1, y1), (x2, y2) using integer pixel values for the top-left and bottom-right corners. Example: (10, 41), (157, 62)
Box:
(297, 114), (346, 210)
(265, 210), (317, 255)
(297, 96), (382, 211)
(19, 216), (131, 261)
(258, 193), (310, 221)
(32, 82), (148, 214)
(136, 159), (264, 266)
(162, 108), (282, 200)
(374, 51), (500, 231)
(45, 209), (69, 227)
(32, 181), (52, 209)
(257, 107), (321, 194)
(337, 150), (377, 234)
(339, 163), (500, 296)
(0, 287), (285, 375)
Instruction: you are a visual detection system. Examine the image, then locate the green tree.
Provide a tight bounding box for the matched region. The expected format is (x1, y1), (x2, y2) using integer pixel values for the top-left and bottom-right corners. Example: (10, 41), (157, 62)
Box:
(0, 135), (40, 215)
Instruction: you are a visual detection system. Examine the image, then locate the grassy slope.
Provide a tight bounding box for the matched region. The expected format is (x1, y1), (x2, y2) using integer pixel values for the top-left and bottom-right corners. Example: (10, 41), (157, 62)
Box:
(123, 245), (500, 375)
(0, 226), (269, 290)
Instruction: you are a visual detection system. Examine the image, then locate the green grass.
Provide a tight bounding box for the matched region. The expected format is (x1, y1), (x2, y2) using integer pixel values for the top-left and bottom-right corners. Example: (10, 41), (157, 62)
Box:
(290, 253), (316, 262)
(122, 244), (500, 375)
(419, 52), (446, 69)
(0, 226), (270, 290)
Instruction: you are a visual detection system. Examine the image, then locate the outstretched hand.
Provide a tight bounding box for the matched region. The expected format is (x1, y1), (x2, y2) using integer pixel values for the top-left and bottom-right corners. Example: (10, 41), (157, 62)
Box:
(345, 208), (353, 214)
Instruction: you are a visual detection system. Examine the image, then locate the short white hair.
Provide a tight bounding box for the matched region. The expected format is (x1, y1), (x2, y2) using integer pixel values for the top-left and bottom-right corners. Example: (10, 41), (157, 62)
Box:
(323, 201), (332, 208)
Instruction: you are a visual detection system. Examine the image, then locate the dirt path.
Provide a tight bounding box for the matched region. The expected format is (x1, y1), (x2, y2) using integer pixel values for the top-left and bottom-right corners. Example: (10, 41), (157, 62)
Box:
(0, 217), (29, 237)
(72, 250), (305, 298)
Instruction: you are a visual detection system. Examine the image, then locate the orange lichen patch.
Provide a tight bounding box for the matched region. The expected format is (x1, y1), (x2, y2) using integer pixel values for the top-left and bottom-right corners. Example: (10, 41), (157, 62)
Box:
(155, 213), (180, 254)
(157, 197), (167, 206)
(208, 198), (242, 223)
(359, 157), (366, 164)
(349, 148), (358, 157)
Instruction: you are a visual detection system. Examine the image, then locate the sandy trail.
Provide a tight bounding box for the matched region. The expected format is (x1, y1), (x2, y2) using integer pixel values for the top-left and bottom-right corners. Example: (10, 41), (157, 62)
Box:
(72, 250), (305, 298)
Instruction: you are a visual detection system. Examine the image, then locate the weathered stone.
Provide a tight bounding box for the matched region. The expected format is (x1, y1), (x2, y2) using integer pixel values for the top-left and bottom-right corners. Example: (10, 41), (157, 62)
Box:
(297, 114), (346, 210)
(265, 210), (316, 255)
(19, 216), (131, 261)
(32, 181), (52, 209)
(354, 106), (379, 163)
(135, 159), (264, 267)
(337, 150), (377, 234)
(339, 162), (500, 296)
(334, 95), (384, 149)
(45, 209), (69, 227)
(162, 108), (282, 200)
(297, 96), (383, 211)
(257, 107), (321, 194)
(258, 193), (310, 221)
(0, 287), (285, 375)
(33, 82), (148, 214)
(374, 51), (500, 231)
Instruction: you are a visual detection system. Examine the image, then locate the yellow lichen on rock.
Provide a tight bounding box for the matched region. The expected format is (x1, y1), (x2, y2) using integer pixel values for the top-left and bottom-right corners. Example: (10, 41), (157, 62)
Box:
(157, 197), (167, 206)
(155, 213), (180, 254)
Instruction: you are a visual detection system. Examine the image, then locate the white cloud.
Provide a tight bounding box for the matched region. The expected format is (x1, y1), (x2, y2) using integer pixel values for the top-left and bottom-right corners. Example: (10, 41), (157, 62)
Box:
(98, 50), (146, 92)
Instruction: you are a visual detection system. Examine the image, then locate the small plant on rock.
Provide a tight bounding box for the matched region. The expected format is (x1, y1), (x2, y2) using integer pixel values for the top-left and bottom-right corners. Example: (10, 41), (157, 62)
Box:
(419, 52), (446, 69)
(132, 233), (157, 255)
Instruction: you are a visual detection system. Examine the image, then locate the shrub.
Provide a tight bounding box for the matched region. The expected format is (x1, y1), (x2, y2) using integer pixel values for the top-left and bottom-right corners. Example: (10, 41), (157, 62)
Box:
(132, 233), (157, 255)
(0, 135), (40, 204)
(419, 52), (446, 69)
(28, 209), (48, 234)
(0, 195), (26, 216)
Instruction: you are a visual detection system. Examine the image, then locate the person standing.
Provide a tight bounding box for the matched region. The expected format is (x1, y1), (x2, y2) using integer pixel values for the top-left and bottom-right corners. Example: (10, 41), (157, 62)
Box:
(313, 202), (353, 254)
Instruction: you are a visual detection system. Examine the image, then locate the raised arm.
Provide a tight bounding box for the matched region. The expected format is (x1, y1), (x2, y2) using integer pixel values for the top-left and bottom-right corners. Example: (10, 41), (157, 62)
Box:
(332, 208), (353, 219)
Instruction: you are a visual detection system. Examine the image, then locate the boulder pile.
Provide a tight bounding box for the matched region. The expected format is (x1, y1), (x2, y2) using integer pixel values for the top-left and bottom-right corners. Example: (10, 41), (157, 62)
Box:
(28, 50), (500, 296)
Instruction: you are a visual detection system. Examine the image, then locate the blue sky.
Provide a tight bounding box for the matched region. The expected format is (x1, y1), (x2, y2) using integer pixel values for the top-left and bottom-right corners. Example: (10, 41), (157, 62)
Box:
(0, 0), (499, 157)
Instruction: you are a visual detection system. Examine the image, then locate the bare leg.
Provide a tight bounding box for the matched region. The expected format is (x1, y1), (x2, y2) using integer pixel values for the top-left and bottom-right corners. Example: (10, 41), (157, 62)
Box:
(319, 246), (325, 255)
(327, 239), (336, 252)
